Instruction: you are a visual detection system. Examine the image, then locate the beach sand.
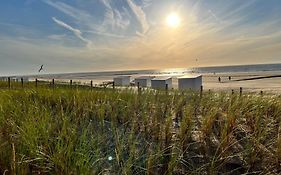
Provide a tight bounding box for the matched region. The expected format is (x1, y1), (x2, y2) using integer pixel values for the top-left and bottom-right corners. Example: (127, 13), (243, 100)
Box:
(35, 71), (281, 93)
(202, 71), (281, 93)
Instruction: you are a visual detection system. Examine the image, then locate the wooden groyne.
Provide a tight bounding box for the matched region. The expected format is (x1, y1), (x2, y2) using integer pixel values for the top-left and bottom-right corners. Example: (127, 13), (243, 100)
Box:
(233, 75), (281, 82)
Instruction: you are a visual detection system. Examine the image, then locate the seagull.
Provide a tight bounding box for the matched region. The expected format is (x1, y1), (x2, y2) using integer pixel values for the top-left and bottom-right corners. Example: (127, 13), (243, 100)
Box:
(38, 65), (44, 72)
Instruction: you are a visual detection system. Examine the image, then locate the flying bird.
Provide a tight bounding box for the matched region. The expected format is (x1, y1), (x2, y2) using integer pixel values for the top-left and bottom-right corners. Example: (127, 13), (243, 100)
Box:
(38, 65), (43, 72)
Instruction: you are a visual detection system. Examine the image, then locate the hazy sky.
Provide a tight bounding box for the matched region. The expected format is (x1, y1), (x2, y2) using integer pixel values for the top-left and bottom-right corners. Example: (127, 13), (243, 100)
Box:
(0, 0), (281, 75)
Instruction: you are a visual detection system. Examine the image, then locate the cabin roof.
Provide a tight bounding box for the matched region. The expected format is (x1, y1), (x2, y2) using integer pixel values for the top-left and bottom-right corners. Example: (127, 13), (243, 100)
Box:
(135, 76), (155, 80)
(178, 74), (202, 79)
(152, 76), (172, 81)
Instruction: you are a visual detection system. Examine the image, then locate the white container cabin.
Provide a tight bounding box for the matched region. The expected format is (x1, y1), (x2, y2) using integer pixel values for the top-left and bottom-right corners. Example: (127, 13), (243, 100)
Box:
(151, 76), (173, 89)
(134, 76), (155, 87)
(113, 76), (131, 86)
(178, 74), (202, 90)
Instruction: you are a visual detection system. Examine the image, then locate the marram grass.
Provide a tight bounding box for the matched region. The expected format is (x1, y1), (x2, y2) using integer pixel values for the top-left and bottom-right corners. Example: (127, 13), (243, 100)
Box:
(0, 83), (281, 174)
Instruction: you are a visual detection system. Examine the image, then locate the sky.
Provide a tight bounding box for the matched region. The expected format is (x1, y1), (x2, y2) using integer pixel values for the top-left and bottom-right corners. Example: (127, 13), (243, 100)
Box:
(0, 0), (281, 75)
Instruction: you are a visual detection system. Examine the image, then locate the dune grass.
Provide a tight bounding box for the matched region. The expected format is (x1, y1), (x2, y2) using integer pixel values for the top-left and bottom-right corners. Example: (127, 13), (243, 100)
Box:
(0, 81), (281, 174)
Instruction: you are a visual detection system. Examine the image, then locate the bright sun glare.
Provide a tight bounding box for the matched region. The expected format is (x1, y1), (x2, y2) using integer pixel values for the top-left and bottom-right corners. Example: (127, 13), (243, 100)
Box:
(166, 13), (181, 28)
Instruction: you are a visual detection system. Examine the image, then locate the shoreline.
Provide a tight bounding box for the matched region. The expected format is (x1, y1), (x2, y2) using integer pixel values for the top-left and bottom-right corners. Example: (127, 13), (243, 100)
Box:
(2, 70), (281, 93)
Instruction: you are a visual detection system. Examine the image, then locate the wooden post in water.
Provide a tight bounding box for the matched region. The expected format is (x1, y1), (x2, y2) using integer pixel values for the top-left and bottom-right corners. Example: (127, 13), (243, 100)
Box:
(8, 77), (11, 89)
(90, 80), (93, 88)
(21, 78), (24, 89)
(35, 78), (38, 88)
(240, 87), (243, 96)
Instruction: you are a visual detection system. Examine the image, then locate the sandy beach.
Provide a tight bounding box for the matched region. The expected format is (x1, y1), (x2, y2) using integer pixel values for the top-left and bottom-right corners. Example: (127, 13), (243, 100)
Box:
(202, 71), (281, 93)
(34, 70), (281, 94)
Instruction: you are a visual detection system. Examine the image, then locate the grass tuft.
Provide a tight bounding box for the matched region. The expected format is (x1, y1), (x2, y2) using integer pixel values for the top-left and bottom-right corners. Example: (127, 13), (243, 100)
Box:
(0, 82), (280, 174)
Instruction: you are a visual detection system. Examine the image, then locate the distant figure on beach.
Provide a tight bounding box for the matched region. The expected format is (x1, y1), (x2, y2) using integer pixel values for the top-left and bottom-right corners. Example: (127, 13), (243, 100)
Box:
(229, 76), (231, 81)
(218, 77), (221, 82)
(38, 65), (44, 72)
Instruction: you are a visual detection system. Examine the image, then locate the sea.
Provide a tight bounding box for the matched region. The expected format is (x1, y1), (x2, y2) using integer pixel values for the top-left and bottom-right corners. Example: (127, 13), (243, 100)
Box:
(3, 63), (280, 84)
(39, 63), (281, 80)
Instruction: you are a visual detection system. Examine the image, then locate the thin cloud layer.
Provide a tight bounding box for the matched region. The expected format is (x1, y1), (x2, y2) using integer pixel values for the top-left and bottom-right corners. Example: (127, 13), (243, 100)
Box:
(127, 0), (150, 34)
(99, 0), (130, 31)
(0, 0), (281, 75)
(52, 17), (92, 47)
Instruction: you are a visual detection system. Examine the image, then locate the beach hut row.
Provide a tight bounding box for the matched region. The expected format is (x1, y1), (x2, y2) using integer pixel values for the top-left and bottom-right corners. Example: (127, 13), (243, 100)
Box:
(113, 75), (202, 90)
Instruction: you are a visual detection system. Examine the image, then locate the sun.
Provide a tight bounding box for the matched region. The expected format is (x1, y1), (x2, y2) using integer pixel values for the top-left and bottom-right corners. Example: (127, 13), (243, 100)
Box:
(166, 13), (181, 28)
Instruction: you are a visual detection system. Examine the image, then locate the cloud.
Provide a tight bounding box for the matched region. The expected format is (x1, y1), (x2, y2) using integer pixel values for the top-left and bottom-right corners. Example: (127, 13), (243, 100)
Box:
(126, 0), (149, 34)
(100, 0), (114, 28)
(142, 0), (153, 8)
(85, 30), (128, 38)
(42, 0), (99, 30)
(135, 31), (146, 38)
(208, 10), (221, 23)
(52, 17), (92, 47)
(43, 0), (91, 20)
(222, 0), (258, 19)
(113, 9), (130, 29)
(99, 0), (130, 31)
(0, 37), (105, 75)
(2, 0), (281, 74)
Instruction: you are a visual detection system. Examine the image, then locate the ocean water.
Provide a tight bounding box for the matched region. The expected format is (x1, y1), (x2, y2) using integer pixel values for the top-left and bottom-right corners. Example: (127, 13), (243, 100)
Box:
(38, 63), (281, 81)
(193, 63), (281, 73)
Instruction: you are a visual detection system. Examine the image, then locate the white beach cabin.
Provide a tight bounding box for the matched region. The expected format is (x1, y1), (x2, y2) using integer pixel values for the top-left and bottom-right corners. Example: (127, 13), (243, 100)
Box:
(151, 76), (173, 89)
(178, 74), (202, 90)
(134, 76), (155, 87)
(113, 76), (131, 86)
